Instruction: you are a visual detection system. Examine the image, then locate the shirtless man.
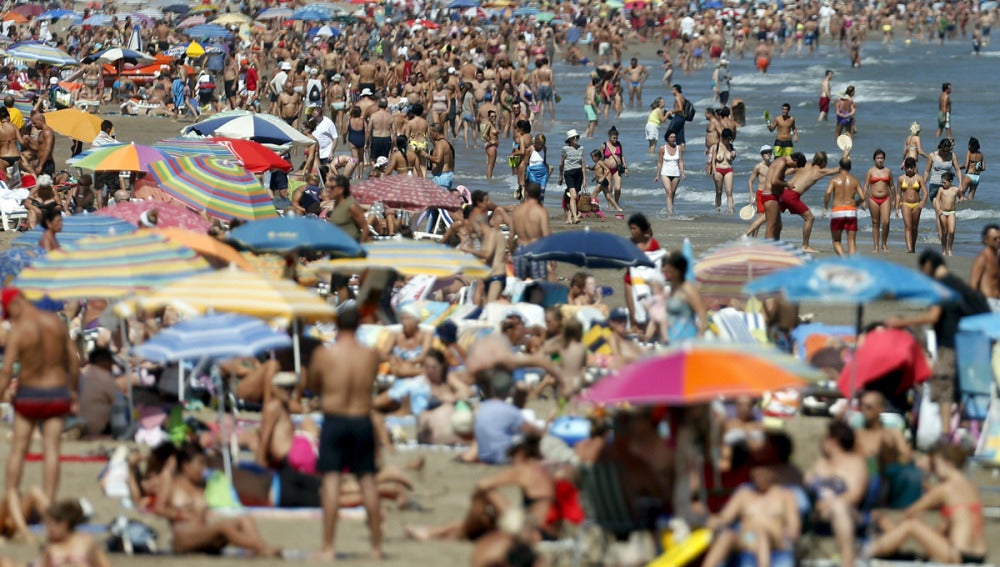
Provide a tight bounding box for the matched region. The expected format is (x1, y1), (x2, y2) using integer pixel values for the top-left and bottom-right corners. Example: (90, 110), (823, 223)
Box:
(0, 108), (25, 177)
(426, 125), (455, 191)
(970, 223), (1000, 311)
(277, 82), (302, 128)
(308, 306), (382, 561)
(767, 103), (798, 158)
(0, 288), (79, 540)
(818, 70), (833, 122)
(745, 145), (773, 238)
(583, 77), (599, 139)
(936, 82), (952, 139)
(356, 56), (379, 96)
(508, 183), (551, 281)
(806, 422), (869, 567)
(823, 157), (864, 256)
(704, 445), (801, 567)
(781, 151), (838, 251)
(625, 58), (648, 109)
(31, 113), (55, 176)
(464, 214), (506, 303)
(223, 55), (239, 110)
(763, 153), (806, 240)
(532, 58), (556, 120)
(367, 98), (394, 163)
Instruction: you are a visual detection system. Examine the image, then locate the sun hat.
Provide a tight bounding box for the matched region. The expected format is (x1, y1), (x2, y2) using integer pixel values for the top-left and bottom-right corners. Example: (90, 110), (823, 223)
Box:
(565, 128), (580, 141)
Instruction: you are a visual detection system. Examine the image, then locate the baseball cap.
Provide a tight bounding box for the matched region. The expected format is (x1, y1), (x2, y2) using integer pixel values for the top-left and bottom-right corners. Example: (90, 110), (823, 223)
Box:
(760, 144), (773, 154)
(332, 73), (343, 82)
(609, 307), (629, 322)
(1, 287), (20, 318)
(360, 88), (374, 96)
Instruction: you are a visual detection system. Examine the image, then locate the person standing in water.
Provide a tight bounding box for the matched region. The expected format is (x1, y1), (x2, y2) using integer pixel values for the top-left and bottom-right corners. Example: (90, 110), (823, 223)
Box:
(818, 69), (833, 122)
(936, 82), (952, 139)
(823, 157), (864, 256)
(744, 145), (773, 238)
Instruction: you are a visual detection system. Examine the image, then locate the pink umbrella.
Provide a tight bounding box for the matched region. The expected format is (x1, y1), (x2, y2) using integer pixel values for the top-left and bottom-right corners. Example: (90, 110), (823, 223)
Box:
(96, 200), (213, 233)
(177, 15), (207, 28)
(352, 176), (462, 212)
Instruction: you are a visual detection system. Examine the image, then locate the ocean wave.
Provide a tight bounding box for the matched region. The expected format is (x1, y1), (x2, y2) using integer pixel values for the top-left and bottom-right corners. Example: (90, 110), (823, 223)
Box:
(731, 72), (801, 87)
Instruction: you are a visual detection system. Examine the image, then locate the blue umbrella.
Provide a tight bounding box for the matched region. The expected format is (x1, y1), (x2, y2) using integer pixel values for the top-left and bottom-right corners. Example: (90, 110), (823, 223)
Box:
(515, 227), (655, 269)
(513, 6), (539, 16)
(161, 4), (189, 15)
(228, 216), (366, 256)
(0, 246), (44, 285)
(307, 25), (341, 37)
(12, 215), (136, 248)
(81, 14), (114, 26)
(134, 313), (292, 362)
(702, 0), (724, 8)
(958, 312), (1000, 338)
(186, 24), (232, 39)
(39, 9), (78, 20)
(292, 6), (333, 20)
(181, 111), (311, 146)
(448, 0), (479, 8)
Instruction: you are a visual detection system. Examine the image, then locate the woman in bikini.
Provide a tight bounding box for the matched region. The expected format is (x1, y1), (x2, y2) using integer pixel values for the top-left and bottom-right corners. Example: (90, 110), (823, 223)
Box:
(600, 126), (627, 210)
(345, 106), (367, 174)
(901, 121), (927, 170)
(960, 137), (985, 200)
(380, 303), (434, 379)
(868, 443), (987, 564)
(482, 110), (500, 181)
(154, 443), (281, 557)
(897, 157), (927, 254)
(386, 135), (419, 176)
(430, 79), (449, 128)
(864, 148), (896, 253)
(711, 128), (736, 215)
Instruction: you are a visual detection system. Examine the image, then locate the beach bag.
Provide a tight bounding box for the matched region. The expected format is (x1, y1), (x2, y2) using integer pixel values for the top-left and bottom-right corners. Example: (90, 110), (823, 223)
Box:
(682, 98), (695, 122)
(307, 81), (322, 104)
(577, 192), (593, 212)
(916, 383), (942, 451)
(107, 516), (159, 555)
(51, 87), (72, 110)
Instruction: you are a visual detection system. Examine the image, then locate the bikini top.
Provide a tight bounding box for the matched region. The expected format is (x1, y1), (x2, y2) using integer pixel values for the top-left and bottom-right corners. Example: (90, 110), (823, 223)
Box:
(900, 178), (919, 191)
(603, 142), (622, 158)
(868, 175), (891, 184)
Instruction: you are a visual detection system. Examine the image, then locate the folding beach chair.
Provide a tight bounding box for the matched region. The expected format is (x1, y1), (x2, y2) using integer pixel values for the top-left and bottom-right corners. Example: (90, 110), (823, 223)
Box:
(413, 208), (454, 241)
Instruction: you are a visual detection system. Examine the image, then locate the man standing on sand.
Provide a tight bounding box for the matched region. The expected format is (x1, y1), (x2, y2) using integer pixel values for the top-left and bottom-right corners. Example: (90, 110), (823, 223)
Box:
(625, 58), (648, 109)
(818, 70), (833, 121)
(745, 144), (773, 238)
(0, 288), (80, 540)
(464, 214), (507, 303)
(782, 151), (839, 252)
(509, 183), (551, 281)
(937, 83), (952, 139)
(309, 305), (383, 561)
(763, 152), (806, 240)
(823, 157), (864, 256)
(31, 112), (55, 176)
(970, 223), (1000, 311)
(767, 103), (798, 157)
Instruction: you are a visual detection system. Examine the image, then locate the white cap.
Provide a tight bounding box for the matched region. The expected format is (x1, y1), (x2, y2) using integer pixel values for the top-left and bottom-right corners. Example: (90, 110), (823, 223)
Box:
(565, 128), (579, 141)
(375, 156), (389, 168)
(360, 88), (373, 96)
(280, 61), (291, 70)
(49, 77), (58, 85)
(719, 58), (729, 65)
(760, 144), (773, 154)
(447, 66), (456, 74)
(332, 73), (342, 81)
(272, 371), (298, 387)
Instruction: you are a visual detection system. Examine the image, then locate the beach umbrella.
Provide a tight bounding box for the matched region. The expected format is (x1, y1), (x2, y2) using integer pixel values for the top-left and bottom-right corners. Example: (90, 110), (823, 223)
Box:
(959, 312), (1000, 338)
(228, 216), (365, 256)
(81, 14), (114, 26)
(127, 25), (143, 51)
(694, 237), (811, 304)
(177, 14), (206, 28)
(292, 6), (332, 20)
(512, 6), (539, 16)
(134, 313), (292, 362)
(255, 7), (292, 20)
(185, 41), (206, 57)
(186, 24), (232, 38)
(534, 11), (556, 22)
(189, 4), (219, 14)
(0, 246), (44, 285)
(1, 12), (28, 23)
(515, 227), (655, 269)
(70, 143), (170, 173)
(12, 4), (44, 17)
(448, 0), (479, 8)
(13, 232), (211, 301)
(182, 111), (311, 146)
(12, 215), (136, 248)
(206, 137), (291, 173)
(163, 41), (224, 58)
(38, 9), (78, 20)
(835, 328), (930, 400)
(96, 200), (213, 233)
(147, 157), (278, 221)
(406, 18), (439, 29)
(352, 176), (462, 211)
(744, 256), (956, 332)
(460, 7), (486, 18)
(136, 268), (336, 322)
(161, 3), (189, 15)
(579, 343), (824, 406)
(45, 108), (105, 143)
(212, 12), (250, 25)
(83, 47), (155, 66)
(137, 8), (165, 20)
(313, 239), (490, 278)
(309, 24), (340, 37)
(150, 228), (254, 270)
(6, 42), (77, 66)
(154, 137), (237, 161)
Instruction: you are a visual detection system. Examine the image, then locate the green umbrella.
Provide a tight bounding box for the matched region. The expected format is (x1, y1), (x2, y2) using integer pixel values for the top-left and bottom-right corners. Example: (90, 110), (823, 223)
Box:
(534, 11), (556, 22)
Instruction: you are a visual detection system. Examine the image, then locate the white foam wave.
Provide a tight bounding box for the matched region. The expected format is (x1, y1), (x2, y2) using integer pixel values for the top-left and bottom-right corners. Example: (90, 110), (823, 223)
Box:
(731, 72), (801, 87)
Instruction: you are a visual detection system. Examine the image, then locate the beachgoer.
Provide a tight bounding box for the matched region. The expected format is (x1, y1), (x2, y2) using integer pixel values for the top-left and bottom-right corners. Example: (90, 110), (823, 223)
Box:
(970, 224), (1000, 311)
(924, 138), (961, 204)
(937, 82), (952, 139)
(823, 157), (864, 256)
(665, 84), (687, 148)
(934, 172), (960, 256)
(509, 183), (551, 281)
(767, 103), (798, 157)
(464, 213), (507, 304)
(960, 137), (985, 200)
(382, 303), (434, 378)
(818, 70), (833, 121)
(864, 149), (896, 253)
(711, 128), (737, 214)
(645, 97), (668, 154)
(902, 122), (927, 170)
(583, 77), (599, 139)
(897, 157), (927, 253)
(600, 126), (627, 208)
(763, 153), (806, 240)
(38, 208), (62, 252)
(427, 124), (456, 191)
(662, 252), (706, 343)
(558, 129), (585, 224)
(656, 130), (685, 215)
(623, 213), (661, 328)
(834, 92), (856, 140)
(854, 391), (921, 509)
(745, 145), (774, 238)
(39, 499), (111, 567)
(324, 174), (369, 242)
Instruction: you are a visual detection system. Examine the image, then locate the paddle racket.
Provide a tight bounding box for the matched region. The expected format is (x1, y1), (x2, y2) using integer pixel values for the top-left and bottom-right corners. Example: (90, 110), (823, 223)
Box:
(763, 110), (771, 124)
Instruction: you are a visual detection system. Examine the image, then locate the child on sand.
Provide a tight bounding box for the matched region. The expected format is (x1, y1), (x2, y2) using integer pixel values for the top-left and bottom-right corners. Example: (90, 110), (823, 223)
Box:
(589, 149), (623, 216)
(934, 171), (959, 256)
(0, 499), (111, 567)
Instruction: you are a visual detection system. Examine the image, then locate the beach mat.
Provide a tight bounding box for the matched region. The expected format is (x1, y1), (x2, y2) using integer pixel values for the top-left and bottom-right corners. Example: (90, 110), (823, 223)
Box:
(26, 453), (107, 463)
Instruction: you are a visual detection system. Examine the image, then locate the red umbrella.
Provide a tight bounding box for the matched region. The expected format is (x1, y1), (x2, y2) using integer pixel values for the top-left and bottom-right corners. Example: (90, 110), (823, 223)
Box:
(207, 137), (292, 173)
(407, 18), (439, 29)
(836, 328), (931, 398)
(12, 4), (44, 17)
(95, 199), (213, 233)
(353, 176), (462, 211)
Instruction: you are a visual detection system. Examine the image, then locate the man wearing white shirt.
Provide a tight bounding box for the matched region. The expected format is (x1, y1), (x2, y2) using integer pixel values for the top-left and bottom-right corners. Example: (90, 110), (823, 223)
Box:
(309, 110), (339, 183)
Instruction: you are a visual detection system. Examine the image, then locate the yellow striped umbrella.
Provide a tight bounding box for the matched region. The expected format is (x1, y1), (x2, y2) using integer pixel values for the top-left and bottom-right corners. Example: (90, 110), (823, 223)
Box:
(310, 239), (490, 278)
(13, 232), (211, 300)
(136, 268), (335, 323)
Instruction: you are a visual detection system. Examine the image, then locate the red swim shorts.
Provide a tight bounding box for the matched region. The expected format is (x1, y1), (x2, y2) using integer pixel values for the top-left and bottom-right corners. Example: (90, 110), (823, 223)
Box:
(779, 190), (810, 215)
(756, 57), (770, 72)
(819, 96), (830, 113)
(756, 190), (766, 214)
(830, 217), (858, 232)
(13, 386), (72, 421)
(710, 45), (723, 59)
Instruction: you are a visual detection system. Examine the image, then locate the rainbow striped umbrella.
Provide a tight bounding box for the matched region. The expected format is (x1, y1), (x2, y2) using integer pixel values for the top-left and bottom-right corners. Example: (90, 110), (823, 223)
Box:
(311, 239), (489, 278)
(12, 214), (136, 248)
(6, 41), (77, 66)
(136, 268), (335, 323)
(148, 157), (277, 221)
(694, 238), (811, 304)
(13, 232), (211, 300)
(70, 142), (170, 173)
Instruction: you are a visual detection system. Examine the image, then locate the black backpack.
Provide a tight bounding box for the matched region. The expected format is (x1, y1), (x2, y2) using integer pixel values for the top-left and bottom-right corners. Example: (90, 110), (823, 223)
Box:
(682, 98), (695, 122)
(308, 83), (322, 103)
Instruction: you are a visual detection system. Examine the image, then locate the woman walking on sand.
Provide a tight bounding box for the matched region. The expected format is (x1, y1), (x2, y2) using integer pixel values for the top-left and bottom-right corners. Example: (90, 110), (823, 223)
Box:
(897, 157), (927, 253)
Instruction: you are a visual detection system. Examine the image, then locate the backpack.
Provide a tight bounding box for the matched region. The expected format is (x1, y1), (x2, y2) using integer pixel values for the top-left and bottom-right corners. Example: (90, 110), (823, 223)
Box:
(107, 516), (159, 555)
(308, 82), (322, 104)
(682, 98), (695, 122)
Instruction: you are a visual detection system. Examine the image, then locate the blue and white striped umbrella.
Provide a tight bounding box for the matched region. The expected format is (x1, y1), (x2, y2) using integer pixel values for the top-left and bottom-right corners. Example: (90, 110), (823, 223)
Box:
(256, 7), (293, 20)
(154, 137), (237, 160)
(0, 246), (44, 285)
(12, 214), (136, 249)
(181, 111), (312, 146)
(136, 8), (165, 20)
(38, 9), (79, 20)
(5, 42), (78, 66)
(133, 313), (292, 362)
(185, 24), (232, 39)
(81, 14), (114, 26)
(291, 6), (333, 20)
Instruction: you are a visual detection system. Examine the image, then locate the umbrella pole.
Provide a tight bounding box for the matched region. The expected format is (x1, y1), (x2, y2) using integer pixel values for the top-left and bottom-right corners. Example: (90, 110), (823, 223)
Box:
(293, 318), (302, 385)
(178, 362), (185, 404)
(850, 304), (863, 400)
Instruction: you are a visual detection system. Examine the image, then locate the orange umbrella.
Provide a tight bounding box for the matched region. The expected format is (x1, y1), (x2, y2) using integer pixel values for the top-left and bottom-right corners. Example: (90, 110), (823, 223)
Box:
(151, 228), (254, 271)
(1, 12), (28, 23)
